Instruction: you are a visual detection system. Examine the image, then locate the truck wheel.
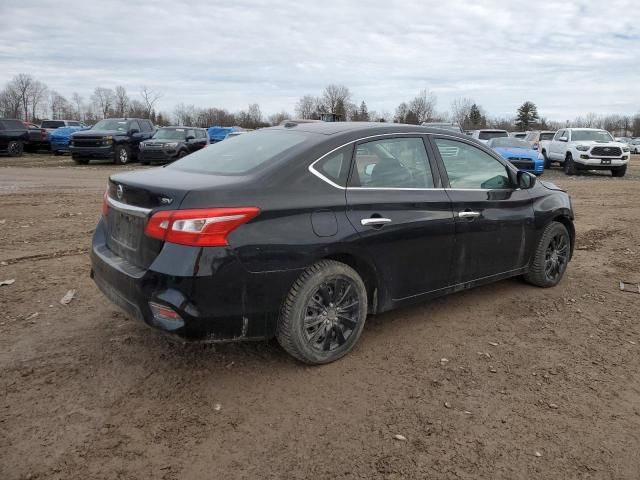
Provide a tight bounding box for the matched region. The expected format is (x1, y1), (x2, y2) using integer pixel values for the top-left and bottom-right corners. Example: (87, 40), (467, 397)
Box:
(276, 260), (368, 364)
(178, 150), (188, 158)
(524, 221), (570, 288)
(563, 154), (577, 176)
(73, 157), (89, 165)
(611, 165), (627, 177)
(542, 150), (551, 169)
(54, 150), (64, 156)
(7, 140), (23, 157)
(114, 145), (130, 165)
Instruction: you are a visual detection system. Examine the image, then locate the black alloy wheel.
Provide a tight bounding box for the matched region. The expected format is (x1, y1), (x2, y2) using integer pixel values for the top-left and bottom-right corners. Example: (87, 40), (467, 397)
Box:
(544, 232), (569, 283)
(524, 222), (570, 287)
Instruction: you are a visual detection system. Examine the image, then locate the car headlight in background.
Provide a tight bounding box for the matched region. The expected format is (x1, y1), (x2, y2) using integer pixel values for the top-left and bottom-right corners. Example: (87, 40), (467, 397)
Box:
(139, 143), (146, 149)
(575, 145), (589, 151)
(104, 135), (113, 144)
(622, 146), (630, 152)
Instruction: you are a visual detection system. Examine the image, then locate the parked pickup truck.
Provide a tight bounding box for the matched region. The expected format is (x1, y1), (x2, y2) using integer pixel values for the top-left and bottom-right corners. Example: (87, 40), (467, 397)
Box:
(50, 126), (91, 155)
(546, 128), (630, 177)
(0, 119), (29, 156)
(70, 118), (155, 164)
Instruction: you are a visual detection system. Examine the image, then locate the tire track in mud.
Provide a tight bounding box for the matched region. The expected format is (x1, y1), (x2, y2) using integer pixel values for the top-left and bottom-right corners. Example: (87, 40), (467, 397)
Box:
(2, 247), (90, 265)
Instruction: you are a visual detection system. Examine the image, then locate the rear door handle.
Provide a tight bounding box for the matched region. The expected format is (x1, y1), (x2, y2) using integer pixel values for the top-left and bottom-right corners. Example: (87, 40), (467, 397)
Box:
(458, 211), (481, 219)
(361, 217), (392, 226)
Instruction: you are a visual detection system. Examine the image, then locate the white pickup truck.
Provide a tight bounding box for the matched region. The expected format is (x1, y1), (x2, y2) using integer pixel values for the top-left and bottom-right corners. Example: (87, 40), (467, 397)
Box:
(546, 128), (630, 177)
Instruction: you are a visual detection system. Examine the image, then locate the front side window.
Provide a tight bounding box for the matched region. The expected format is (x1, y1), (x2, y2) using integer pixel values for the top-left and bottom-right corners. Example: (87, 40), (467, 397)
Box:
(434, 138), (511, 190)
(554, 130), (565, 140)
(129, 120), (141, 133)
(351, 137), (434, 188)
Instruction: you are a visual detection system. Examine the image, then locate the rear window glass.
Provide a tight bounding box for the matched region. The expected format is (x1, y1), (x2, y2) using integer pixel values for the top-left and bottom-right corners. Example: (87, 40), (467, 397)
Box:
(168, 130), (308, 175)
(479, 131), (508, 140)
(41, 120), (65, 128)
(539, 132), (555, 140)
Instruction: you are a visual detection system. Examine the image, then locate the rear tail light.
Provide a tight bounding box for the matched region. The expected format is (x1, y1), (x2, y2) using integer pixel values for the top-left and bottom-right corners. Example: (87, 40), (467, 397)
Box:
(144, 207), (260, 247)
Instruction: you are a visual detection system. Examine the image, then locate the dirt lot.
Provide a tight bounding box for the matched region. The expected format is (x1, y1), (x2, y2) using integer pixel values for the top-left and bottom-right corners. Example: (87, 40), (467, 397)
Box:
(1, 153), (639, 480)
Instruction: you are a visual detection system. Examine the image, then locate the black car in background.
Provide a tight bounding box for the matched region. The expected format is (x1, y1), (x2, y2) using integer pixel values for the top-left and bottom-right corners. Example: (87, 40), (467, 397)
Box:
(139, 126), (209, 165)
(0, 119), (29, 156)
(70, 118), (155, 164)
(92, 123), (575, 364)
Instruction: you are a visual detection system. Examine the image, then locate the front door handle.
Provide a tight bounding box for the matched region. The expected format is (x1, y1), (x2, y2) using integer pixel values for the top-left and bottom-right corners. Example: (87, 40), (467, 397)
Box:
(458, 211), (481, 219)
(361, 217), (392, 227)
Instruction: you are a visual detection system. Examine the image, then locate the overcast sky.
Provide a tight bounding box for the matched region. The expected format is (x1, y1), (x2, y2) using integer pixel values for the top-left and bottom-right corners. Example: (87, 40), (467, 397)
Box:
(1, 0), (639, 121)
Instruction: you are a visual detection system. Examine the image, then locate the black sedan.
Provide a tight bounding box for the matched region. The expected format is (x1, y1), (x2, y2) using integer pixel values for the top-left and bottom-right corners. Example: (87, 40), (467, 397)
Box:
(91, 123), (575, 364)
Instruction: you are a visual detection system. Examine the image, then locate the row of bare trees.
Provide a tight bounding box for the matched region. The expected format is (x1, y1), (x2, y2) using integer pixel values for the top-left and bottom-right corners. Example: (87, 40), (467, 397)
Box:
(2, 74), (639, 135)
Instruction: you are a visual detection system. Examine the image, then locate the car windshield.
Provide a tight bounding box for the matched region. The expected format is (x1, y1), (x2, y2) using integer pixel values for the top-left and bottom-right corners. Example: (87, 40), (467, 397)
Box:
(41, 120), (65, 128)
(92, 119), (129, 131)
(168, 129), (309, 175)
(571, 130), (613, 142)
(489, 138), (531, 149)
(540, 132), (555, 140)
(479, 131), (508, 140)
(153, 128), (188, 140)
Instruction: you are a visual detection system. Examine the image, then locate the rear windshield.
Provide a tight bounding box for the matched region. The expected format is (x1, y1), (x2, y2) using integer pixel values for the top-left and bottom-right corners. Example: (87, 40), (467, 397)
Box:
(489, 138), (531, 149)
(168, 129), (308, 175)
(41, 120), (66, 128)
(539, 132), (555, 140)
(479, 131), (508, 140)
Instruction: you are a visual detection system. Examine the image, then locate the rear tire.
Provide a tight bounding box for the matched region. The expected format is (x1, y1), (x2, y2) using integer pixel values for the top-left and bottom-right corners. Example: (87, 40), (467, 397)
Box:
(114, 145), (130, 165)
(563, 154), (577, 175)
(7, 140), (23, 157)
(524, 222), (570, 288)
(54, 150), (64, 156)
(611, 165), (627, 177)
(542, 150), (551, 169)
(178, 150), (188, 158)
(276, 260), (368, 364)
(72, 156), (89, 165)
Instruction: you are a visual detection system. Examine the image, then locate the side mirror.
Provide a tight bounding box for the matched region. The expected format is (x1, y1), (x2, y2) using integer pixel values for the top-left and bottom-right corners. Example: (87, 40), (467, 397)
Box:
(128, 128), (140, 136)
(559, 136), (568, 142)
(517, 170), (536, 189)
(185, 135), (195, 141)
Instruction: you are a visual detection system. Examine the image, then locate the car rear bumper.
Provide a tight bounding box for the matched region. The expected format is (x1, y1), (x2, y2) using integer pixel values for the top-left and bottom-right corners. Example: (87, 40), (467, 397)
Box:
(90, 219), (300, 342)
(70, 145), (114, 158)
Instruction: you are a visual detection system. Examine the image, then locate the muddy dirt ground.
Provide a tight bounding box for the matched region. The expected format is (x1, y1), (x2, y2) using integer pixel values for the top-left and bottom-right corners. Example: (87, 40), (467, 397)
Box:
(1, 153), (639, 479)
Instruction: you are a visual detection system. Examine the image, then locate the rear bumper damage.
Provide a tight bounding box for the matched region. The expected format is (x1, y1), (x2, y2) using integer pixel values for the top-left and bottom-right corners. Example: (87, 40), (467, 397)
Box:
(90, 219), (299, 342)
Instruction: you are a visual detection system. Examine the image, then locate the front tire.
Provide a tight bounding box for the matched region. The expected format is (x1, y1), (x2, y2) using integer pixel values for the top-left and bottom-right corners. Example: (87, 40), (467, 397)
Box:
(524, 222), (570, 288)
(276, 260), (368, 364)
(114, 145), (130, 165)
(542, 150), (551, 169)
(563, 154), (577, 175)
(611, 165), (627, 177)
(7, 140), (23, 157)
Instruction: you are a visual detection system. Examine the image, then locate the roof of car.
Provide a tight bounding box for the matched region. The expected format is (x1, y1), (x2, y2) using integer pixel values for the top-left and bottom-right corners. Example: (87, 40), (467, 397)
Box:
(270, 121), (470, 138)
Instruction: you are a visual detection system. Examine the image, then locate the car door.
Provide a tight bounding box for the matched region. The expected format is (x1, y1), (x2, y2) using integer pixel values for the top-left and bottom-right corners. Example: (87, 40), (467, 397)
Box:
(549, 130), (566, 159)
(345, 135), (455, 300)
(429, 136), (535, 285)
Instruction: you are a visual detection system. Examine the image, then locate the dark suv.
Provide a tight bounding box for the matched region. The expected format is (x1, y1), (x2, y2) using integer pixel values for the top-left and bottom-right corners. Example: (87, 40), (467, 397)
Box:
(70, 118), (155, 164)
(139, 126), (209, 165)
(0, 119), (29, 157)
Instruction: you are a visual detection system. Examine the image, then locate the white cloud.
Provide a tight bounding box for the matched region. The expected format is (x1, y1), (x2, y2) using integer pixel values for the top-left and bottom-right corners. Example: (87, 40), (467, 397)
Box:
(0, 0), (639, 120)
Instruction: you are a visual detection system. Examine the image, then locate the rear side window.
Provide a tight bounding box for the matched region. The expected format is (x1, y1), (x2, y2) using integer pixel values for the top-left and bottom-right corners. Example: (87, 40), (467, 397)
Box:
(41, 120), (65, 128)
(434, 138), (510, 190)
(0, 120), (24, 129)
(169, 130), (308, 175)
(67, 121), (80, 126)
(140, 120), (153, 132)
(314, 145), (353, 187)
(351, 137), (434, 188)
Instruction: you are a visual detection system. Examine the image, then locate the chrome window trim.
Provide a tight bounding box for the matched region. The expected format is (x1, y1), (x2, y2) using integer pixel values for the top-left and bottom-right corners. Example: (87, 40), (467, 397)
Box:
(308, 131), (514, 192)
(106, 196), (152, 218)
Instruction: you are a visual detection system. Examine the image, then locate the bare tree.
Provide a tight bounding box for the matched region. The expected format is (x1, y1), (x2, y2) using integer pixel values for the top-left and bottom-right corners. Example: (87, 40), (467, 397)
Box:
(321, 85), (351, 115)
(0, 83), (22, 118)
(408, 89), (437, 124)
(71, 92), (85, 120)
(92, 87), (115, 119)
(295, 95), (318, 119)
(29, 80), (48, 121)
(450, 97), (474, 128)
(50, 91), (71, 119)
(12, 73), (34, 120)
(114, 86), (129, 117)
(140, 86), (161, 118)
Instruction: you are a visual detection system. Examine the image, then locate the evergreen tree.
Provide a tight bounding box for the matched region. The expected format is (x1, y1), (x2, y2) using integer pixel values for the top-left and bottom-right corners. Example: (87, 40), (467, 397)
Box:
(515, 101), (539, 130)
(359, 101), (369, 121)
(469, 104), (482, 126)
